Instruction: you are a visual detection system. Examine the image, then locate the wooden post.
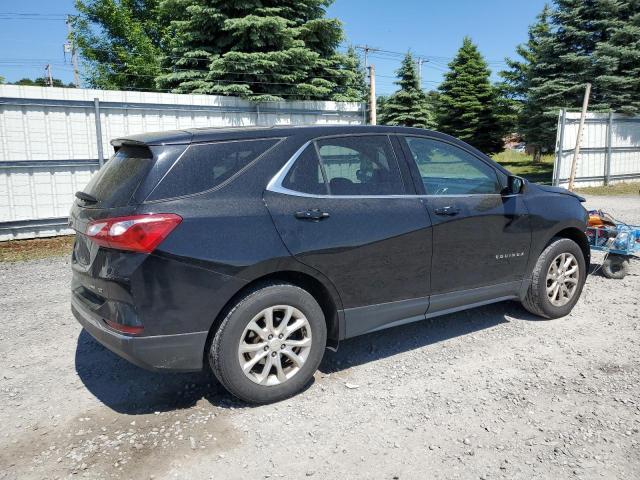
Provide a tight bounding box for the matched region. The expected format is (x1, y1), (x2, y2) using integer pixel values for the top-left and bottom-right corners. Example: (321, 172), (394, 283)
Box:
(368, 64), (376, 125)
(568, 83), (591, 191)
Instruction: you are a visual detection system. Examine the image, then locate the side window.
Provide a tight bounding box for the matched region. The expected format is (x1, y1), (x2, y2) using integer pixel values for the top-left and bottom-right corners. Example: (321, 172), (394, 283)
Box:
(404, 137), (501, 195)
(282, 145), (328, 195)
(315, 136), (404, 195)
(148, 138), (278, 200)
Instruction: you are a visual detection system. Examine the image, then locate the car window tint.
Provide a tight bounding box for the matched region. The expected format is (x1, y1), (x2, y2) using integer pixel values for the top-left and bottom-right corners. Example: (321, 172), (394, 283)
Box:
(82, 145), (154, 208)
(148, 139), (278, 200)
(404, 137), (501, 195)
(282, 145), (328, 195)
(315, 136), (404, 195)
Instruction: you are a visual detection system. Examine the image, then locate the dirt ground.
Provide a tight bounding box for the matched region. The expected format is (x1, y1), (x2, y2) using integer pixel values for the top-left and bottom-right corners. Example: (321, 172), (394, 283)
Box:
(1, 194), (638, 480)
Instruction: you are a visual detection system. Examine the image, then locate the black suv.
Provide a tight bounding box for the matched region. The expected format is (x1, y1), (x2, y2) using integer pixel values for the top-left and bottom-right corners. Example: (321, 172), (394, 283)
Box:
(70, 126), (589, 403)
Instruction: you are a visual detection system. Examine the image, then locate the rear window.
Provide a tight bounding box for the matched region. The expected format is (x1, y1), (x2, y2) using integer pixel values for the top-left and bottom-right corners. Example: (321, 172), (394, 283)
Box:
(147, 139), (279, 200)
(82, 145), (154, 208)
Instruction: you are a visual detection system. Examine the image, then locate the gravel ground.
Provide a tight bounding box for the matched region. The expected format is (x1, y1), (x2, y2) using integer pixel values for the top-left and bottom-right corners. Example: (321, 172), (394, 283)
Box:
(1, 194), (638, 480)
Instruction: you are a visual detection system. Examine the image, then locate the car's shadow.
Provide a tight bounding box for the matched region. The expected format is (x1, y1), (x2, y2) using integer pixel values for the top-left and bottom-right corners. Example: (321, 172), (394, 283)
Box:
(75, 301), (539, 414)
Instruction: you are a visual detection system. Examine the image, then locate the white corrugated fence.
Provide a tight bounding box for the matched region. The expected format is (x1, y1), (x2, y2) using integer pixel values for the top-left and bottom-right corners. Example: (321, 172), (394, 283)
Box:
(553, 110), (640, 188)
(0, 85), (365, 241)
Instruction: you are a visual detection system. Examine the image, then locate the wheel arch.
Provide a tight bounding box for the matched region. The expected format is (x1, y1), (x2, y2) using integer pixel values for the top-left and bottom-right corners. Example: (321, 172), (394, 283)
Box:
(520, 225), (590, 300)
(203, 267), (344, 368)
(550, 227), (591, 269)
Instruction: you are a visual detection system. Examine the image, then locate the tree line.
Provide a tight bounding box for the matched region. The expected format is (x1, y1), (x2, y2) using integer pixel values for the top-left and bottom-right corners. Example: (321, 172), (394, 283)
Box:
(71, 0), (366, 102)
(380, 0), (640, 155)
(3, 0), (637, 156)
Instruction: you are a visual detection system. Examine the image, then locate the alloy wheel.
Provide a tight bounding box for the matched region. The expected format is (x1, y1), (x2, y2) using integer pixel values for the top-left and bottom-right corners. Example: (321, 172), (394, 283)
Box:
(238, 305), (312, 386)
(546, 252), (580, 307)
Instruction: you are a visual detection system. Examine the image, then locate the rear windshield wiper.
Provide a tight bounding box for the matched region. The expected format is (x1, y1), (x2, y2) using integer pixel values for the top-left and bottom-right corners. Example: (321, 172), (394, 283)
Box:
(75, 191), (99, 204)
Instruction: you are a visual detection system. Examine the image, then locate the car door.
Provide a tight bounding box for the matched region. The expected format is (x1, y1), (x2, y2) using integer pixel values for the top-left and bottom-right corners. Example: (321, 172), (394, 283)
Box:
(398, 135), (531, 310)
(264, 134), (433, 338)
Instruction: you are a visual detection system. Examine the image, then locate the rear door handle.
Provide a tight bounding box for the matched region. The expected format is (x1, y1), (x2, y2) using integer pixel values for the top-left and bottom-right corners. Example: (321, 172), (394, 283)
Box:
(294, 209), (330, 221)
(433, 206), (460, 216)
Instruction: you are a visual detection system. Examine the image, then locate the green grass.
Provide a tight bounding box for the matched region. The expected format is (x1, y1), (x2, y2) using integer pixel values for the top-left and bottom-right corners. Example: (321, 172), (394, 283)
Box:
(575, 182), (640, 196)
(0, 235), (75, 262)
(492, 150), (555, 184)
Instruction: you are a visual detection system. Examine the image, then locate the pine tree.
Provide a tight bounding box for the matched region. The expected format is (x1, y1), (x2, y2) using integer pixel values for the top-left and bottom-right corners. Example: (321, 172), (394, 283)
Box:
(378, 53), (435, 129)
(156, 0), (366, 101)
(500, 5), (555, 159)
(73, 0), (163, 90)
(500, 1), (640, 154)
(438, 37), (503, 154)
(594, 0), (640, 113)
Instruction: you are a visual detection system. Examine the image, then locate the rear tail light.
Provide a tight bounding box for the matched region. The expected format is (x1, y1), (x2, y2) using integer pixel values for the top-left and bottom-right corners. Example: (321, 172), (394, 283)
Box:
(85, 214), (182, 253)
(105, 319), (144, 335)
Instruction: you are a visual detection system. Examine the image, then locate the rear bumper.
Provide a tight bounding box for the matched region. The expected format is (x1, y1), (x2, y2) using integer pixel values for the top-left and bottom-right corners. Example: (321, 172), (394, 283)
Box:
(71, 295), (208, 372)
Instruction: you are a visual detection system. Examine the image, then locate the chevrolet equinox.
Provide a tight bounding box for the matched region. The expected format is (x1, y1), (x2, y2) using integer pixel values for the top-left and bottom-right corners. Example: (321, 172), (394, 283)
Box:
(70, 126), (590, 403)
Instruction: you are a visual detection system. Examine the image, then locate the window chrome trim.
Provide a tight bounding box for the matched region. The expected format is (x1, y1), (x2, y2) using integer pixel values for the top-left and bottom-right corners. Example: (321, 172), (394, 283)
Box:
(266, 137), (507, 199)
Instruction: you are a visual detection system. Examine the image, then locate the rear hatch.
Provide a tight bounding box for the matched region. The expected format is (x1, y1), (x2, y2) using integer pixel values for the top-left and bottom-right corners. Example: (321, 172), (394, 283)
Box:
(69, 141), (187, 334)
(70, 143), (187, 263)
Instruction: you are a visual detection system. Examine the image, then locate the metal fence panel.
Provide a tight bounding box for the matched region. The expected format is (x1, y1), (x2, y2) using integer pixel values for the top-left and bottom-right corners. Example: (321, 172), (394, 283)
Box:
(0, 85), (365, 241)
(553, 111), (640, 187)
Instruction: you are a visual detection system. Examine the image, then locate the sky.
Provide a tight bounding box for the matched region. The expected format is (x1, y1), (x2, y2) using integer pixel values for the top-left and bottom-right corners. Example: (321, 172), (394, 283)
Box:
(0, 0), (548, 94)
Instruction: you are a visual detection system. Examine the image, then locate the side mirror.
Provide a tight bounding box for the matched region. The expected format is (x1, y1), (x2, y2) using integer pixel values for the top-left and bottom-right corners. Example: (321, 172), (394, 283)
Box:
(505, 175), (525, 195)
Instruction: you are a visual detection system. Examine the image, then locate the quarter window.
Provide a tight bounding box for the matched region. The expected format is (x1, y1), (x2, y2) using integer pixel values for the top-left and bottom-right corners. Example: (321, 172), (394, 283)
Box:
(315, 136), (404, 195)
(282, 146), (328, 195)
(148, 138), (278, 200)
(404, 137), (501, 195)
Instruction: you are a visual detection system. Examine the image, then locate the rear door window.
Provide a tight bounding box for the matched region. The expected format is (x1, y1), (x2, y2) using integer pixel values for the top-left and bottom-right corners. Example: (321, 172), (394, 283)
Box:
(81, 145), (154, 208)
(315, 136), (405, 195)
(147, 138), (279, 200)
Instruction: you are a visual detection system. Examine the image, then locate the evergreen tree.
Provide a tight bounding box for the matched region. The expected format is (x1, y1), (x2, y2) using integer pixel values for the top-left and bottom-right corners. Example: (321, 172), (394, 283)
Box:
(333, 46), (367, 102)
(500, 5), (555, 159)
(501, 1), (640, 154)
(73, 0), (164, 90)
(594, 0), (640, 113)
(157, 0), (366, 101)
(378, 53), (435, 129)
(438, 37), (503, 154)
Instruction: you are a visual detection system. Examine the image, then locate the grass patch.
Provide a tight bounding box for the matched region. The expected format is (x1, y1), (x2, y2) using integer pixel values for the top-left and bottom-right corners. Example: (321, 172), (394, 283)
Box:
(575, 182), (640, 196)
(0, 235), (75, 263)
(492, 150), (555, 184)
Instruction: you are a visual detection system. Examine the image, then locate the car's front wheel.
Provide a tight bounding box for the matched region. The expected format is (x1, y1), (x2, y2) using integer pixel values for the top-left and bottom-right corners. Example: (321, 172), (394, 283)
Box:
(521, 237), (586, 319)
(209, 282), (327, 404)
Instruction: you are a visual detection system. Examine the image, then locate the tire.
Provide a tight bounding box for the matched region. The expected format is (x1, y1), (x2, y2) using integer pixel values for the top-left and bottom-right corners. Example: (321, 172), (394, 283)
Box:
(521, 237), (586, 319)
(601, 255), (629, 279)
(209, 282), (327, 404)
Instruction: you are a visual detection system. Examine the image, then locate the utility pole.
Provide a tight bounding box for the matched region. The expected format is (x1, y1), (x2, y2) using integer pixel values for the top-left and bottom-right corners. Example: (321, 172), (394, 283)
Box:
(568, 83), (591, 192)
(368, 64), (377, 125)
(356, 44), (380, 68)
(66, 16), (80, 88)
(417, 57), (427, 83)
(45, 64), (53, 87)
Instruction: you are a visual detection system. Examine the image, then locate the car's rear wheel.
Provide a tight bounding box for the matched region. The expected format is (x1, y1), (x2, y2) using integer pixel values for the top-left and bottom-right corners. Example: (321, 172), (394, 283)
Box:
(209, 282), (326, 404)
(521, 237), (586, 319)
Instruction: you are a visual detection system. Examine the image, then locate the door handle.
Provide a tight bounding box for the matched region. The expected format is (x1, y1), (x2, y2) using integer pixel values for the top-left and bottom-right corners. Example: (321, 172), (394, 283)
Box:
(294, 209), (330, 221)
(433, 206), (460, 216)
